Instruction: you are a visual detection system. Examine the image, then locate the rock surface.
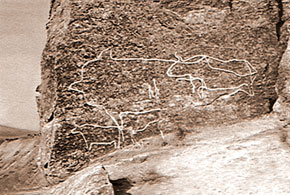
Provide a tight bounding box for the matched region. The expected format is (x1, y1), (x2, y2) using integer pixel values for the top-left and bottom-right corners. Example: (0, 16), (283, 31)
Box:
(0, 137), (48, 194)
(0, 137), (113, 195)
(2, 115), (290, 194)
(36, 0), (290, 183)
(19, 165), (114, 195)
(274, 38), (290, 120)
(2, 0), (290, 194)
(103, 115), (290, 194)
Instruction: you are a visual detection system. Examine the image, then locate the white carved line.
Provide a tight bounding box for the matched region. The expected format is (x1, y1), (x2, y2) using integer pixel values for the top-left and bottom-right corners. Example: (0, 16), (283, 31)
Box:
(109, 50), (177, 63)
(89, 141), (117, 151)
(71, 128), (89, 149)
(80, 124), (119, 129)
(72, 126), (117, 151)
(153, 79), (160, 103)
(145, 79), (160, 103)
(71, 107), (161, 150)
(135, 120), (159, 133)
(119, 109), (161, 129)
(110, 51), (257, 100)
(69, 52), (162, 149)
(68, 48), (257, 150)
(68, 48), (110, 94)
(167, 53), (256, 99)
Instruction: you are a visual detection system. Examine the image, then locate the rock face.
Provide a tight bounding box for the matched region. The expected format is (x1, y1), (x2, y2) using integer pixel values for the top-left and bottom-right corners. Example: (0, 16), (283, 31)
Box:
(3, 116), (290, 194)
(37, 0), (290, 183)
(0, 137), (48, 194)
(103, 116), (290, 195)
(273, 0), (290, 149)
(0, 137), (114, 195)
(274, 37), (290, 119)
(44, 165), (114, 195)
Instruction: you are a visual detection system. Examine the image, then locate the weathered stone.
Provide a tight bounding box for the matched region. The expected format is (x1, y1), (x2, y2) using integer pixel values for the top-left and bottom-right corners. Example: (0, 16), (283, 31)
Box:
(2, 116), (290, 194)
(274, 39), (290, 120)
(0, 137), (113, 195)
(47, 165), (114, 195)
(103, 116), (290, 195)
(0, 137), (48, 194)
(37, 0), (290, 183)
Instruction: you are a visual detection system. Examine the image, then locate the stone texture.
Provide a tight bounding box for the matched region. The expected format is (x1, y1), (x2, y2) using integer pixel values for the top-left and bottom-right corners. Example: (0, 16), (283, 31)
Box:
(0, 137), (114, 195)
(103, 116), (290, 195)
(37, 0), (290, 183)
(274, 39), (290, 120)
(45, 165), (114, 195)
(273, 0), (290, 145)
(2, 115), (290, 194)
(0, 137), (48, 194)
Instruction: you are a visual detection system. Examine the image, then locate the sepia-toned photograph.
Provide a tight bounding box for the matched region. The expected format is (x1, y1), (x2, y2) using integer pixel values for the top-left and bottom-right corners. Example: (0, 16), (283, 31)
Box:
(1, 0), (290, 194)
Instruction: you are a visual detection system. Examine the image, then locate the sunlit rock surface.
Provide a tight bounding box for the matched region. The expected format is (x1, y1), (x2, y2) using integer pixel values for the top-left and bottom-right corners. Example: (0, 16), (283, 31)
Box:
(2, 0), (290, 194)
(0, 137), (48, 194)
(35, 0), (290, 183)
(274, 38), (290, 120)
(2, 115), (290, 194)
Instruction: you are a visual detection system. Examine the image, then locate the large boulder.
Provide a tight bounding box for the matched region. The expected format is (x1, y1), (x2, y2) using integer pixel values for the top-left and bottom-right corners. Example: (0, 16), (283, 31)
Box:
(37, 0), (290, 183)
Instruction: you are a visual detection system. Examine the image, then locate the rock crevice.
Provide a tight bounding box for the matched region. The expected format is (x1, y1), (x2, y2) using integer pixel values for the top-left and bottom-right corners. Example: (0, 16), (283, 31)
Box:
(276, 0), (285, 41)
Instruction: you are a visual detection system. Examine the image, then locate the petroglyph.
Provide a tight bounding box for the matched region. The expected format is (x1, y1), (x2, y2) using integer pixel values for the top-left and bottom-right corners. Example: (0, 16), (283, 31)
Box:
(68, 49), (257, 150)
(167, 54), (257, 105)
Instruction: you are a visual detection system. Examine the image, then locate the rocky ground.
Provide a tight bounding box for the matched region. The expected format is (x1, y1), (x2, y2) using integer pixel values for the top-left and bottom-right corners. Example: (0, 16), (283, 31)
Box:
(1, 113), (290, 194)
(0, 136), (48, 194)
(0, 125), (39, 145)
(103, 114), (290, 195)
